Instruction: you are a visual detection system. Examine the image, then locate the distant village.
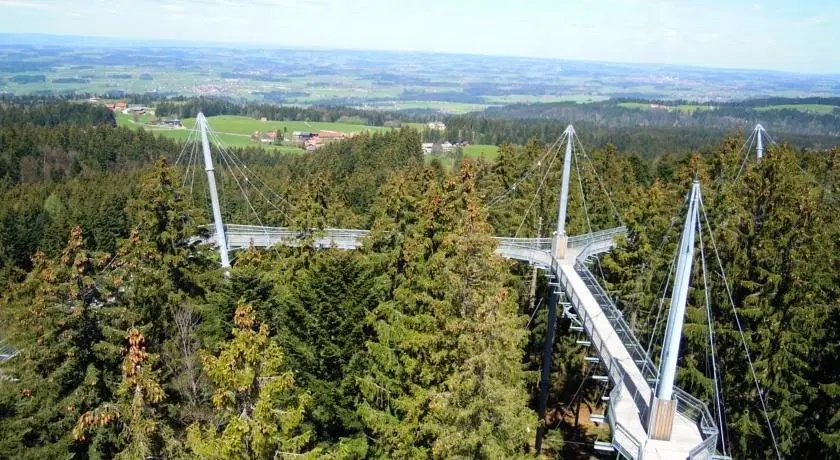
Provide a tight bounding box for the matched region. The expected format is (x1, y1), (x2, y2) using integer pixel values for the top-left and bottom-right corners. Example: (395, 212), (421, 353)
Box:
(251, 129), (352, 151)
(89, 97), (463, 153)
(90, 98), (185, 128)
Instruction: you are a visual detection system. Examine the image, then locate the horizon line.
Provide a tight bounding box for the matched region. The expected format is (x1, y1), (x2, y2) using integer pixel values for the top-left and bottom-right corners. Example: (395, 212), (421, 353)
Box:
(2, 32), (839, 78)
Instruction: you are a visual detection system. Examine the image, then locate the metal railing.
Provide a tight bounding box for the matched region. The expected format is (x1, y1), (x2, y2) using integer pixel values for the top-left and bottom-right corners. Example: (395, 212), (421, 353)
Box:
(0, 342), (17, 363)
(213, 225), (627, 260)
(609, 372), (643, 459)
(568, 240), (719, 459)
(550, 251), (646, 458)
(215, 225), (370, 250)
(677, 388), (720, 459)
(573, 259), (659, 384)
(568, 226), (627, 249)
(494, 237), (552, 252)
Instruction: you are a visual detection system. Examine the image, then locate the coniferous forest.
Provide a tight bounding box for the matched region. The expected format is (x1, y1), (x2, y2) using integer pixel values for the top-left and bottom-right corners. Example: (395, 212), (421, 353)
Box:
(0, 98), (838, 459)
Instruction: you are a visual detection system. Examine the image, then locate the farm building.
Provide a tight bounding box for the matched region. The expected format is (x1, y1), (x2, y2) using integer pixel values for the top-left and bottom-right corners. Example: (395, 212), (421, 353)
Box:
(318, 130), (344, 140)
(292, 131), (314, 141)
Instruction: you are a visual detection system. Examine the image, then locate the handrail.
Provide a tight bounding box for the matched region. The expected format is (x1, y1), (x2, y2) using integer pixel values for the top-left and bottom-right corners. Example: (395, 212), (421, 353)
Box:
(568, 225), (627, 248)
(573, 261), (659, 383)
(570, 239), (719, 459)
(494, 237), (553, 251)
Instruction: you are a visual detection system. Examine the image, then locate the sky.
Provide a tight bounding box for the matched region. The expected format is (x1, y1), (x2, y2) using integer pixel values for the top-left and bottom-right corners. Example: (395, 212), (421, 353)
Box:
(1, 0), (839, 74)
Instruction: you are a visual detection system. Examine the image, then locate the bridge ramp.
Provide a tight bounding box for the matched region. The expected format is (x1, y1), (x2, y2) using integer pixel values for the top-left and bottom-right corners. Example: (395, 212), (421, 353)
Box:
(557, 259), (704, 459)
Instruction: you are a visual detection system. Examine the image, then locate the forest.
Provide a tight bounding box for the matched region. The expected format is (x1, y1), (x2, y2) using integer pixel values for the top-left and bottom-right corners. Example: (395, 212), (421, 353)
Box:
(0, 98), (838, 459)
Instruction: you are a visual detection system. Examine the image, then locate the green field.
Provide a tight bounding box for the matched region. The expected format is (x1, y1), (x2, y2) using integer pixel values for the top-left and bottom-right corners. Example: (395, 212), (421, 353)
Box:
(180, 115), (393, 136)
(463, 144), (500, 160)
(617, 102), (715, 113)
(120, 114), (403, 152)
(119, 113), (502, 160)
(367, 101), (489, 114)
(755, 104), (838, 114)
(484, 94), (609, 104)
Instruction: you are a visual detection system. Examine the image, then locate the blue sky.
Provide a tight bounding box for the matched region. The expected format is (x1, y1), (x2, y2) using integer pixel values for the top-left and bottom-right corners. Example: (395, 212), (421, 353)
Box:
(1, 0), (838, 73)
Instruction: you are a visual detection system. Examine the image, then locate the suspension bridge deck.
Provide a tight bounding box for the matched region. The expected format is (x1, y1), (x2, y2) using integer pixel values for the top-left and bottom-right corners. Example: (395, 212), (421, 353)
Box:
(557, 257), (711, 459)
(205, 224), (718, 459)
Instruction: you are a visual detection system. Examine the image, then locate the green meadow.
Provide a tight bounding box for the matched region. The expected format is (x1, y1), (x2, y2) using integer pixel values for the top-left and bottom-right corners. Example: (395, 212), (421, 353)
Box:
(755, 104), (838, 114)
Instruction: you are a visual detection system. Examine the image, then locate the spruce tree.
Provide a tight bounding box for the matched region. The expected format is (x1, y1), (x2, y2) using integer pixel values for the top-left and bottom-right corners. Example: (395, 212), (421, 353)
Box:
(0, 227), (117, 458)
(73, 328), (174, 459)
(186, 303), (314, 459)
(358, 161), (534, 458)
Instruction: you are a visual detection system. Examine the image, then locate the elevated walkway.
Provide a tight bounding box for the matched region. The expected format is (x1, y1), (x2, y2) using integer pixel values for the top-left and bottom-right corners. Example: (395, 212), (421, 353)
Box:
(558, 256), (716, 459)
(206, 224), (719, 459)
(211, 224), (626, 264)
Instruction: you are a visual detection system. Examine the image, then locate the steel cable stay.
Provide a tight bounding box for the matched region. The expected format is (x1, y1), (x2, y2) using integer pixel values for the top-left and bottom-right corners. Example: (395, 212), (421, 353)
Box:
(486, 132), (567, 209)
(762, 129), (815, 177)
(179, 127), (199, 189)
(188, 138), (200, 206)
(174, 125), (199, 167)
(699, 193), (782, 460)
(572, 135), (624, 227)
(617, 188), (689, 358)
(206, 128), (294, 223)
(185, 132), (202, 204)
(734, 126), (759, 182)
(637, 186), (741, 459)
(645, 245), (678, 362)
(209, 131), (287, 231)
(571, 131), (613, 295)
(525, 297), (546, 329)
(212, 136), (287, 260)
(513, 137), (563, 238)
(214, 140), (306, 264)
(210, 134), (299, 214)
(569, 131), (650, 417)
(697, 211), (729, 459)
(642, 193), (693, 362)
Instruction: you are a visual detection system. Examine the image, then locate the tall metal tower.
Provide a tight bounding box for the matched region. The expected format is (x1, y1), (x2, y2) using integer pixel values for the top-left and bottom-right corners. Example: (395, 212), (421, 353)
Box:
(197, 113), (230, 268)
(649, 180), (700, 440)
(754, 123), (766, 160)
(553, 124), (575, 259)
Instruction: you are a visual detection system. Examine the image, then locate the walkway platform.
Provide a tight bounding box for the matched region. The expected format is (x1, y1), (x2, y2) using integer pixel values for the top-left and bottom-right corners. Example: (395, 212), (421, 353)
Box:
(207, 223), (719, 459)
(557, 258), (711, 459)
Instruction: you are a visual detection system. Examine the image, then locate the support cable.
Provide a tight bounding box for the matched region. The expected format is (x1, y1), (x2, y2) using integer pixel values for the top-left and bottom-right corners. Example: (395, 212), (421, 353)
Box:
(734, 128), (758, 182)
(572, 133), (613, 292)
(697, 214), (729, 458)
(487, 133), (567, 209)
(641, 189), (691, 357)
(188, 136), (200, 203)
(181, 128), (199, 189)
(573, 136), (623, 226)
(213, 136), (299, 213)
(212, 136), (290, 259)
(174, 126), (198, 166)
(699, 194), (781, 460)
(513, 139), (563, 237)
(645, 245), (678, 360)
(207, 128), (294, 223)
(525, 297), (546, 329)
(215, 140), (268, 227)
